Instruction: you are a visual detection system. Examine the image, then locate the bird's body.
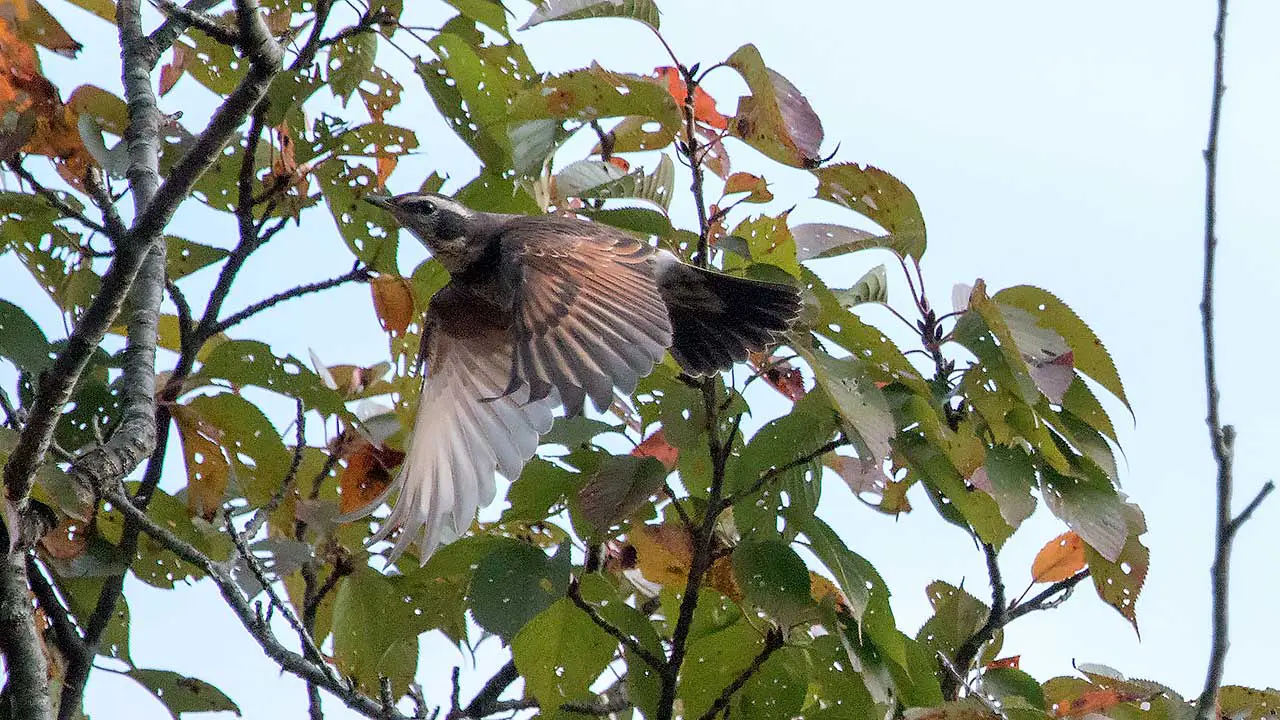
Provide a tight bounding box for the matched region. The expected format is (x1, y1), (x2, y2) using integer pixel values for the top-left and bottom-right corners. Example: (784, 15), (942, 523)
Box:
(348, 192), (801, 563)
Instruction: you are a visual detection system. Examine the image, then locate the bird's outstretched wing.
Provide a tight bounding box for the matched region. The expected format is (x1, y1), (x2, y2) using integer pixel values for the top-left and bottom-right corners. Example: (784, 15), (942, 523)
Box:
(350, 284), (556, 565)
(501, 216), (674, 414)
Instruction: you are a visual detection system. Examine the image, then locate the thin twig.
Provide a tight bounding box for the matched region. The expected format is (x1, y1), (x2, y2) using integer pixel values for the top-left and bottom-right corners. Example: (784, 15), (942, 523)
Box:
(943, 543), (1004, 699)
(213, 263), (371, 334)
(5, 160), (113, 238)
(723, 437), (845, 507)
(1004, 570), (1090, 625)
(566, 579), (667, 675)
(695, 629), (784, 720)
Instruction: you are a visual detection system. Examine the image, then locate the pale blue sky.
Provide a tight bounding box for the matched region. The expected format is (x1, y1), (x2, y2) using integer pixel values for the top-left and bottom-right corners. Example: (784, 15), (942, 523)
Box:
(3, 1), (1277, 717)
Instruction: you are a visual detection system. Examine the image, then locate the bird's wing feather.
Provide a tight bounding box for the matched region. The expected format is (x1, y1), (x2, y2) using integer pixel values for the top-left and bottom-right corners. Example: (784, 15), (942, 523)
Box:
(346, 283), (555, 566)
(502, 216), (673, 413)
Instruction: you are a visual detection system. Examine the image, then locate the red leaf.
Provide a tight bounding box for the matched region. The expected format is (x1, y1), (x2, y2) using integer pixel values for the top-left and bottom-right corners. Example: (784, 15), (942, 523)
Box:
(656, 66), (728, 130)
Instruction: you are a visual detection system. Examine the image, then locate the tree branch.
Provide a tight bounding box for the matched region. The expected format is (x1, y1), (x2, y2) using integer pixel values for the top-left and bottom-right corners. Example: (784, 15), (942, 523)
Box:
(101, 484), (411, 719)
(695, 629), (784, 720)
(0, 552), (51, 719)
(723, 437), (846, 507)
(1003, 570), (1090, 625)
(459, 662), (518, 718)
(944, 543), (1004, 699)
(5, 159), (113, 238)
(567, 579), (666, 675)
(213, 263), (371, 334)
(26, 556), (90, 670)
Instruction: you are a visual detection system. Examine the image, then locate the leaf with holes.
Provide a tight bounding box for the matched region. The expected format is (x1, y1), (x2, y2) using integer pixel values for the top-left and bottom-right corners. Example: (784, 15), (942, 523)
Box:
(577, 454), (668, 532)
(994, 285), (1129, 412)
(733, 539), (816, 626)
(726, 44), (823, 168)
(521, 0), (661, 31)
(1083, 504), (1148, 634)
(1032, 531), (1087, 583)
(166, 234), (228, 281)
(727, 212), (800, 279)
(327, 32), (377, 104)
(469, 539), (571, 640)
(332, 567), (420, 699)
(811, 163), (926, 260)
(507, 63), (682, 152)
(567, 154), (675, 211)
(512, 598), (617, 710)
(916, 581), (993, 667)
(177, 30), (243, 96)
(977, 444), (1038, 528)
(194, 340), (348, 415)
(171, 404), (231, 521)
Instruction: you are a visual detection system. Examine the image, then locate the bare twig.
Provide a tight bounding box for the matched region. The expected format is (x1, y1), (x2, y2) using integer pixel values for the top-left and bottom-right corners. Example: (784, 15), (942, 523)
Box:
(1194, 1), (1274, 718)
(213, 263), (371, 334)
(1004, 569), (1090, 625)
(459, 661), (518, 719)
(5, 159), (113, 238)
(152, 0), (241, 46)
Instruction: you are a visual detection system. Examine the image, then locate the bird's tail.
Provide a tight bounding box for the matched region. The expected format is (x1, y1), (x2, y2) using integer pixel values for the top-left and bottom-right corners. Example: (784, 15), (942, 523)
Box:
(657, 261), (801, 376)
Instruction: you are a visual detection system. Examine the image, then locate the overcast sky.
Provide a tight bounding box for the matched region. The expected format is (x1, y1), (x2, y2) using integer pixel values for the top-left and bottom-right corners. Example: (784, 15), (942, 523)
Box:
(4, 1), (1278, 717)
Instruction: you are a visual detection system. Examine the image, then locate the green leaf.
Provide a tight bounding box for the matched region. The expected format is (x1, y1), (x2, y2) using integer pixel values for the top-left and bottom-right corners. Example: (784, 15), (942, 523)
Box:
(166, 235), (228, 281)
(314, 120), (418, 159)
(580, 206), (673, 236)
(506, 65), (681, 152)
(178, 31), (242, 95)
(520, 0), (661, 32)
(810, 163), (926, 260)
(181, 393), (292, 507)
(1219, 687), (1280, 720)
(994, 285), (1130, 412)
(576, 154), (675, 211)
(327, 33), (378, 103)
(834, 264), (889, 306)
(726, 212), (801, 279)
(445, 0), (510, 37)
(508, 118), (570, 175)
(803, 351), (894, 472)
(737, 646), (808, 719)
(126, 669), (240, 718)
(679, 622), (764, 719)
(1083, 503), (1149, 633)
(898, 434), (1013, 546)
(0, 192), (99, 320)
(193, 340), (349, 416)
(982, 667), (1049, 712)
(981, 444), (1038, 528)
(315, 158), (400, 272)
(503, 457), (582, 523)
(417, 18), (537, 168)
(915, 580), (992, 667)
(469, 539), (570, 640)
(576, 454), (668, 532)
(953, 294), (1040, 405)
(512, 598), (617, 709)
(803, 634), (879, 720)
(1041, 465), (1129, 563)
(52, 571), (132, 664)
(332, 567), (419, 699)
(726, 44), (824, 168)
(0, 298), (51, 372)
(64, 0), (116, 22)
(795, 516), (890, 636)
(733, 540), (815, 625)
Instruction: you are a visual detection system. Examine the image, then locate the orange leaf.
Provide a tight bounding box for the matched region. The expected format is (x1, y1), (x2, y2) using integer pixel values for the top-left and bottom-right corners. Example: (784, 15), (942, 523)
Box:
(656, 66), (728, 130)
(606, 156), (630, 172)
(723, 172), (773, 203)
(370, 274), (414, 336)
(632, 428), (678, 470)
(809, 572), (850, 613)
(1054, 689), (1133, 718)
(1031, 531), (1087, 583)
(338, 440), (405, 515)
(986, 656), (1021, 669)
(375, 153), (397, 188)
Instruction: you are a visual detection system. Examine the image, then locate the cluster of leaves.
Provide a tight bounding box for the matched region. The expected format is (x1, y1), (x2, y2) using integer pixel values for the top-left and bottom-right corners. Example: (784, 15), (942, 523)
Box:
(2, 2), (1276, 720)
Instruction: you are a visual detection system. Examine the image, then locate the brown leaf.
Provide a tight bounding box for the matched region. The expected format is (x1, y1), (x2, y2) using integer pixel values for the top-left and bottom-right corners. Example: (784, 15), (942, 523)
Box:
(707, 555), (740, 600)
(158, 44), (190, 96)
(375, 153), (397, 188)
(809, 572), (849, 613)
(39, 517), (87, 560)
(338, 440), (405, 515)
(370, 274), (415, 336)
(986, 656), (1020, 669)
(632, 428), (677, 470)
(1031, 530), (1087, 583)
(1053, 689), (1138, 718)
(171, 405), (232, 521)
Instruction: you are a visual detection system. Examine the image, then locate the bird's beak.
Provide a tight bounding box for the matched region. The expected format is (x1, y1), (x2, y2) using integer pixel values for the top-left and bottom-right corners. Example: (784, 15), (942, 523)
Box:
(364, 192), (393, 211)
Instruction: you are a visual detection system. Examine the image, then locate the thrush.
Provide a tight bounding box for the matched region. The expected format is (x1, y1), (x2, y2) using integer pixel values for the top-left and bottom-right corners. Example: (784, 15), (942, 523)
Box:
(347, 192), (801, 563)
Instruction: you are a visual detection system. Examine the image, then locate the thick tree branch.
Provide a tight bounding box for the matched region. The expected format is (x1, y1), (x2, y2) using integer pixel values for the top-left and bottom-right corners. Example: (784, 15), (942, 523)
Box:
(145, 0), (229, 66)
(0, 553), (51, 719)
(459, 661), (518, 718)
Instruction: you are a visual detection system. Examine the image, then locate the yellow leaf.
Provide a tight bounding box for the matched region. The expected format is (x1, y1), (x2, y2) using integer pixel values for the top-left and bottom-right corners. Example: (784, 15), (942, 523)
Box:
(630, 523), (692, 587)
(171, 405), (231, 521)
(1031, 530), (1087, 583)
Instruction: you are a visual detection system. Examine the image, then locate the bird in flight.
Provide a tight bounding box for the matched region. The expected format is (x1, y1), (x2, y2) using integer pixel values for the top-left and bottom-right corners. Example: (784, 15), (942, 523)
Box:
(346, 192), (802, 564)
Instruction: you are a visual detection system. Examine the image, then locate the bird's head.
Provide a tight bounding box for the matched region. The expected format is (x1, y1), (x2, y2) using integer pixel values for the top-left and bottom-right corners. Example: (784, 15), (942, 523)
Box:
(364, 192), (483, 272)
